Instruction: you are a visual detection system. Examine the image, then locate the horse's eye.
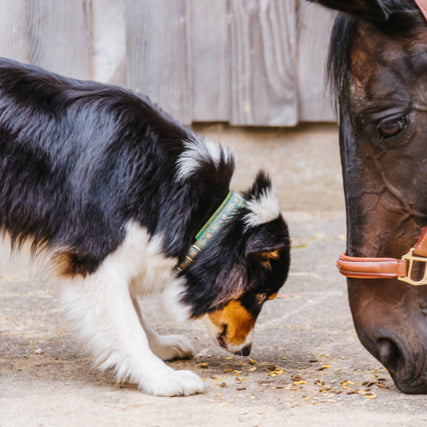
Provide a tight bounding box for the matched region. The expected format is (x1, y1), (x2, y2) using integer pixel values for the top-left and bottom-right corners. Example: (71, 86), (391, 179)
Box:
(379, 116), (407, 139)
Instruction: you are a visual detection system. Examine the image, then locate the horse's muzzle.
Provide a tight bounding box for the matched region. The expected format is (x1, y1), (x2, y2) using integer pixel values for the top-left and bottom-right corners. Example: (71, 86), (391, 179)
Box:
(373, 329), (427, 394)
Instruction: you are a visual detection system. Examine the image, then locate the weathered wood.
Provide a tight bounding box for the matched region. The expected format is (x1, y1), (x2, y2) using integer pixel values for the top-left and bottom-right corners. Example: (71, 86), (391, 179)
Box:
(229, 0), (298, 126)
(0, 0), (336, 126)
(297, 1), (336, 122)
(126, 0), (192, 124)
(0, 0), (29, 63)
(27, 0), (92, 79)
(189, 0), (229, 123)
(91, 0), (126, 85)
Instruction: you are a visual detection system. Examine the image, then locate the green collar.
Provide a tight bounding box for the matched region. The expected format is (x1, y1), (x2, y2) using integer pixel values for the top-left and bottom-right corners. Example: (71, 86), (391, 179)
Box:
(177, 190), (245, 271)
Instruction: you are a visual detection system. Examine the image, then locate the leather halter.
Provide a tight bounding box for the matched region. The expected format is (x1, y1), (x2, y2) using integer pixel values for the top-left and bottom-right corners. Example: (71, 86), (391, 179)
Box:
(414, 0), (427, 21)
(336, 1), (427, 286)
(337, 226), (427, 285)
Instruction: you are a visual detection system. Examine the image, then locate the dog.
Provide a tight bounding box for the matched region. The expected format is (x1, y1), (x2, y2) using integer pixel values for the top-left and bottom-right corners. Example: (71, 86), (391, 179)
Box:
(0, 58), (290, 396)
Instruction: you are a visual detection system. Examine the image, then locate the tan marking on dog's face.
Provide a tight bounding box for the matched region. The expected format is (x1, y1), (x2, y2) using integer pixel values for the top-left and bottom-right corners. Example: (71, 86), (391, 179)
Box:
(258, 249), (281, 269)
(268, 292), (278, 300)
(207, 300), (256, 347)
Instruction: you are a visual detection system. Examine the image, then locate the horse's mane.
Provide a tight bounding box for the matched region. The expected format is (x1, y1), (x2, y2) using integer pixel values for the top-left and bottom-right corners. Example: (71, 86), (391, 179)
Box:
(327, 1), (423, 110)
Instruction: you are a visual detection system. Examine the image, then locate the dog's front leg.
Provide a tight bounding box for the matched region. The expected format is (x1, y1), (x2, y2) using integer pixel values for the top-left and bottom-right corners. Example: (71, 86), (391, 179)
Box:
(60, 272), (204, 396)
(131, 295), (195, 361)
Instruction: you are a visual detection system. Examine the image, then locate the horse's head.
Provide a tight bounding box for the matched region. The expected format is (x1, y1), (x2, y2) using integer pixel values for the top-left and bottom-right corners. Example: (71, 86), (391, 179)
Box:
(311, 0), (427, 393)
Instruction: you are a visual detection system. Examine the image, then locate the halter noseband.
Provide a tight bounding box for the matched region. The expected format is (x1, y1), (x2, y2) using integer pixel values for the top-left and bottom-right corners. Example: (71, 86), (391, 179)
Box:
(337, 226), (427, 285)
(414, 0), (427, 21)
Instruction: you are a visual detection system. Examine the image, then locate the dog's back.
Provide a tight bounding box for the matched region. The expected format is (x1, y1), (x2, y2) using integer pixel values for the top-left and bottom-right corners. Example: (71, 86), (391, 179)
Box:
(0, 58), (199, 276)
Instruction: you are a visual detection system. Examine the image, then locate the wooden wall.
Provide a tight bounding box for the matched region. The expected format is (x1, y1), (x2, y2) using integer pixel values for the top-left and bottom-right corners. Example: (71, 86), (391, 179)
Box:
(0, 0), (336, 126)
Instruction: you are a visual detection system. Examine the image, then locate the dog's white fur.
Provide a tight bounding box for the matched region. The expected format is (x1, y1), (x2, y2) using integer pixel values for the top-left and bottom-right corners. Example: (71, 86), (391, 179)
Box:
(177, 137), (280, 230)
(9, 221), (203, 396)
(244, 187), (280, 229)
(176, 137), (233, 182)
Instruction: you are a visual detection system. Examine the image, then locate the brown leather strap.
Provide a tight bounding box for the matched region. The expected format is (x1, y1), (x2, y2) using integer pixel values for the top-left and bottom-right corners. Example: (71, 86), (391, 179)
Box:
(414, 0), (427, 21)
(414, 226), (427, 257)
(337, 225), (427, 280)
(337, 253), (408, 279)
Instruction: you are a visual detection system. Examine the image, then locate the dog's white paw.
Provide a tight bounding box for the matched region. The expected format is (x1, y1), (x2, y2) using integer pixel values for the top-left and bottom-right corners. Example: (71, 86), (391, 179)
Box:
(150, 334), (195, 361)
(143, 369), (204, 396)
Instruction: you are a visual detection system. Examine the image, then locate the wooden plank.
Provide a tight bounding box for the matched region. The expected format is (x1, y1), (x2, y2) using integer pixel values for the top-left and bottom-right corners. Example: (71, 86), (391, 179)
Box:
(0, 0), (29, 63)
(0, 0), (338, 125)
(229, 0), (298, 126)
(27, 0), (92, 79)
(297, 0), (336, 122)
(91, 0), (126, 85)
(189, 0), (229, 123)
(126, 0), (192, 125)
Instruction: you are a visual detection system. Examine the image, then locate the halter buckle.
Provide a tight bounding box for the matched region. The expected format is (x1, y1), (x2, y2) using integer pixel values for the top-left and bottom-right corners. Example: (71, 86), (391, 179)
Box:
(398, 248), (427, 286)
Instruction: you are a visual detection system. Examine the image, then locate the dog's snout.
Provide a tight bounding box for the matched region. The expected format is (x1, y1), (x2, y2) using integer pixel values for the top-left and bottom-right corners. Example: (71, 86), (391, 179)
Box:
(233, 343), (252, 356)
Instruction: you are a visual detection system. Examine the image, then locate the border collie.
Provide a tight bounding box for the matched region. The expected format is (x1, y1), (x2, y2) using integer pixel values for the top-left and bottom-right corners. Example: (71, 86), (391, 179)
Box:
(0, 58), (290, 396)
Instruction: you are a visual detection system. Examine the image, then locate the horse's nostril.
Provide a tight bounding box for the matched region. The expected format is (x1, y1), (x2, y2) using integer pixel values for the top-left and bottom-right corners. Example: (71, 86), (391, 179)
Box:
(377, 338), (401, 371)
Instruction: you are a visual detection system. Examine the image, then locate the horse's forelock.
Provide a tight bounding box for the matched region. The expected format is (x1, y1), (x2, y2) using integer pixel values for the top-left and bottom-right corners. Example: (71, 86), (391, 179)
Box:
(327, 14), (357, 112)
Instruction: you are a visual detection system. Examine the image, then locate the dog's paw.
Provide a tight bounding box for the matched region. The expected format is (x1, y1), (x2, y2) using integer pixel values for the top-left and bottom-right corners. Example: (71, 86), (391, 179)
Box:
(143, 369), (204, 396)
(150, 334), (195, 361)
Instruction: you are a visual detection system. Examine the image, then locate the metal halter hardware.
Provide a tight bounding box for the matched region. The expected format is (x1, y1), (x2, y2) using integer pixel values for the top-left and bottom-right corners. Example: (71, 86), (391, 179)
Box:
(399, 248), (427, 286)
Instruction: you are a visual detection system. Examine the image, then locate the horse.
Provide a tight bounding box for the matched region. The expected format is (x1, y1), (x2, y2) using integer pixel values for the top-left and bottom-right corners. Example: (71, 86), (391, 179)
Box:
(309, 0), (427, 394)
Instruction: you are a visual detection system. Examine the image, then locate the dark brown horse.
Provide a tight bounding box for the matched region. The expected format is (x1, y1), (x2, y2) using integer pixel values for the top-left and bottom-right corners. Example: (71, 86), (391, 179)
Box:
(310, 0), (427, 393)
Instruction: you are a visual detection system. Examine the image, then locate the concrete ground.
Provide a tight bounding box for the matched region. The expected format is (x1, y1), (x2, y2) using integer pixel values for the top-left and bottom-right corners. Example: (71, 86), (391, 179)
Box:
(1, 124), (426, 426)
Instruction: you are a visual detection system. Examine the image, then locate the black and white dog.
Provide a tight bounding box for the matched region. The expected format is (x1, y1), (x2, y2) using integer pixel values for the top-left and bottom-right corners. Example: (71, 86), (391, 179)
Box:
(0, 58), (290, 396)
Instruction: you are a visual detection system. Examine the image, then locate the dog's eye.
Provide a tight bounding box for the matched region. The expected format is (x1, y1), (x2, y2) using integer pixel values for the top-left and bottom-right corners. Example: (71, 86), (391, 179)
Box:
(379, 116), (406, 139)
(258, 250), (280, 269)
(256, 292), (277, 305)
(256, 293), (268, 304)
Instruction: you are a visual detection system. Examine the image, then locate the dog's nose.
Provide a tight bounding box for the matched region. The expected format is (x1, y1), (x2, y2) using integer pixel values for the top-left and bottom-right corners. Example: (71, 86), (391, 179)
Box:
(234, 344), (252, 356)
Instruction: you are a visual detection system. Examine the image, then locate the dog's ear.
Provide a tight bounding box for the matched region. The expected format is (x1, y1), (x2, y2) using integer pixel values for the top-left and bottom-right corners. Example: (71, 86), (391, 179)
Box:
(243, 171), (281, 230)
(242, 170), (289, 268)
(244, 170), (272, 200)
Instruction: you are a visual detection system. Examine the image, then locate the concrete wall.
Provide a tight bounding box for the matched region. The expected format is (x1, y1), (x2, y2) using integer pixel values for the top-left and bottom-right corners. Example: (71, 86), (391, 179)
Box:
(193, 123), (344, 212)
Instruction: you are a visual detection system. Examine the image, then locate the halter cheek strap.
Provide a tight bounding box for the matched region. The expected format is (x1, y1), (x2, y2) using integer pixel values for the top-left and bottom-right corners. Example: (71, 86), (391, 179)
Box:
(337, 226), (427, 285)
(414, 0), (427, 21)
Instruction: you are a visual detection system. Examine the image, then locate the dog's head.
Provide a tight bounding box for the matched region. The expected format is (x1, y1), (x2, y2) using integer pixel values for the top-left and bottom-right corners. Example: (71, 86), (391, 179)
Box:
(166, 171), (290, 355)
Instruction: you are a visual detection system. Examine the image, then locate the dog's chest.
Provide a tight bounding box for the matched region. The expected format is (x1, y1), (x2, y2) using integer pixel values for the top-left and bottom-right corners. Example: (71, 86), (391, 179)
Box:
(111, 222), (178, 297)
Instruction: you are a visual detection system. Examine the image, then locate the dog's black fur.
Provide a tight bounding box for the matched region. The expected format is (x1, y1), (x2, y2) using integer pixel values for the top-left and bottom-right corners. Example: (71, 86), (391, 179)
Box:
(0, 58), (290, 395)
